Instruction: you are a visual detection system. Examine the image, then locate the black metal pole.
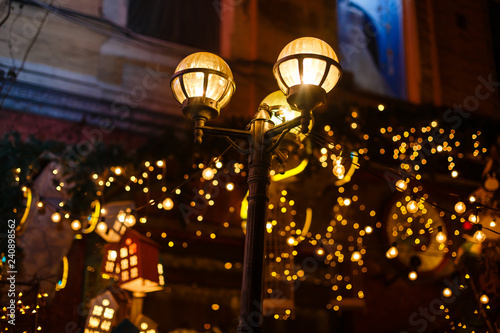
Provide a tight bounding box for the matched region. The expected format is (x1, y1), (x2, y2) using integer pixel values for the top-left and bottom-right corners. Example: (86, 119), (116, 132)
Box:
(237, 108), (274, 333)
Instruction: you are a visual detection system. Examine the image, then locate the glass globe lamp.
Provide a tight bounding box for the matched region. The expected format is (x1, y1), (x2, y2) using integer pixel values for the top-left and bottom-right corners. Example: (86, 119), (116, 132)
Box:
(170, 52), (235, 143)
(273, 37), (342, 133)
(260, 91), (313, 152)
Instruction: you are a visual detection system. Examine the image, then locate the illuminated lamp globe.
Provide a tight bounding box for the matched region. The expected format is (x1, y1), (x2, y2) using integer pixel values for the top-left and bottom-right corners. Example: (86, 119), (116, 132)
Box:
(262, 91), (313, 151)
(170, 52), (235, 144)
(442, 288), (452, 297)
(454, 201), (466, 214)
(273, 37), (342, 133)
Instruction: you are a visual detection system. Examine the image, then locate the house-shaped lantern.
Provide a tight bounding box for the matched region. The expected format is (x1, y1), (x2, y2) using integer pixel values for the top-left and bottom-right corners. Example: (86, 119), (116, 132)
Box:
(117, 229), (165, 293)
(84, 290), (118, 333)
(96, 201), (136, 243)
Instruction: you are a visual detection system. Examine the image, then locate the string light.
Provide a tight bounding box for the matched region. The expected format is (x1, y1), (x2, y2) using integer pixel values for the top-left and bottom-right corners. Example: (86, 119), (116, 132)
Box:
(407, 200), (419, 214)
(473, 225), (486, 243)
(442, 288), (452, 297)
(454, 201), (466, 214)
(479, 294), (489, 304)
(408, 271), (418, 281)
(395, 179), (407, 192)
(435, 226), (447, 244)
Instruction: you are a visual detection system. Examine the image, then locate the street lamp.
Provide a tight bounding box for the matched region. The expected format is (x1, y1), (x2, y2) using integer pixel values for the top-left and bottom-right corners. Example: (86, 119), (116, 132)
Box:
(171, 37), (342, 333)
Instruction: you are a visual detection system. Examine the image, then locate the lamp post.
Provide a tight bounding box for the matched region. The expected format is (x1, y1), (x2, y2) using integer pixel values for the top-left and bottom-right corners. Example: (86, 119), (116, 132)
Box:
(170, 37), (342, 333)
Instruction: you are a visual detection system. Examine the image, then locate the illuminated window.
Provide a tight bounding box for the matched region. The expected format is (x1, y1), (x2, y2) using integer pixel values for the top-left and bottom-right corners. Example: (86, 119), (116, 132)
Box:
(121, 259), (129, 270)
(92, 305), (103, 316)
(130, 255), (138, 266)
(120, 247), (128, 258)
(103, 308), (115, 319)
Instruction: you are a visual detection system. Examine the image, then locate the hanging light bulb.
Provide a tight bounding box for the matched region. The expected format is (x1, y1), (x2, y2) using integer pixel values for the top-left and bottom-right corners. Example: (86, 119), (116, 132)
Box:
(287, 237), (295, 246)
(473, 225), (486, 243)
(333, 159), (345, 179)
(468, 214), (479, 224)
(408, 271), (418, 281)
(51, 211), (62, 223)
(163, 197), (174, 210)
(454, 201), (466, 214)
(442, 288), (452, 297)
(395, 179), (407, 192)
(469, 195), (476, 203)
(407, 200), (419, 214)
(480, 294), (489, 304)
(71, 220), (81, 231)
(351, 251), (361, 262)
(386, 244), (398, 259)
(435, 226), (447, 244)
(202, 167), (216, 180)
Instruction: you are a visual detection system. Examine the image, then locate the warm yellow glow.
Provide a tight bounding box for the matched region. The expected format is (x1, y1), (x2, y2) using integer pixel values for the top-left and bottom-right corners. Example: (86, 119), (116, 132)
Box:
(386, 246), (398, 259)
(124, 215), (136, 227)
(202, 168), (215, 180)
(351, 251), (361, 262)
(272, 159), (309, 182)
(407, 200), (419, 214)
(171, 52), (235, 108)
(71, 220), (81, 231)
(17, 187), (32, 231)
(442, 288), (452, 297)
(468, 214), (479, 224)
(83, 200), (101, 234)
(211, 304), (220, 311)
(274, 37), (341, 94)
(55, 256), (69, 291)
(365, 226), (373, 234)
(316, 248), (325, 256)
(436, 231), (447, 244)
(473, 230), (486, 243)
(226, 182), (234, 191)
(480, 294), (489, 304)
(395, 179), (407, 191)
(287, 237), (295, 246)
(408, 271), (418, 281)
(454, 201), (466, 214)
(163, 198), (174, 210)
(51, 211), (61, 223)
